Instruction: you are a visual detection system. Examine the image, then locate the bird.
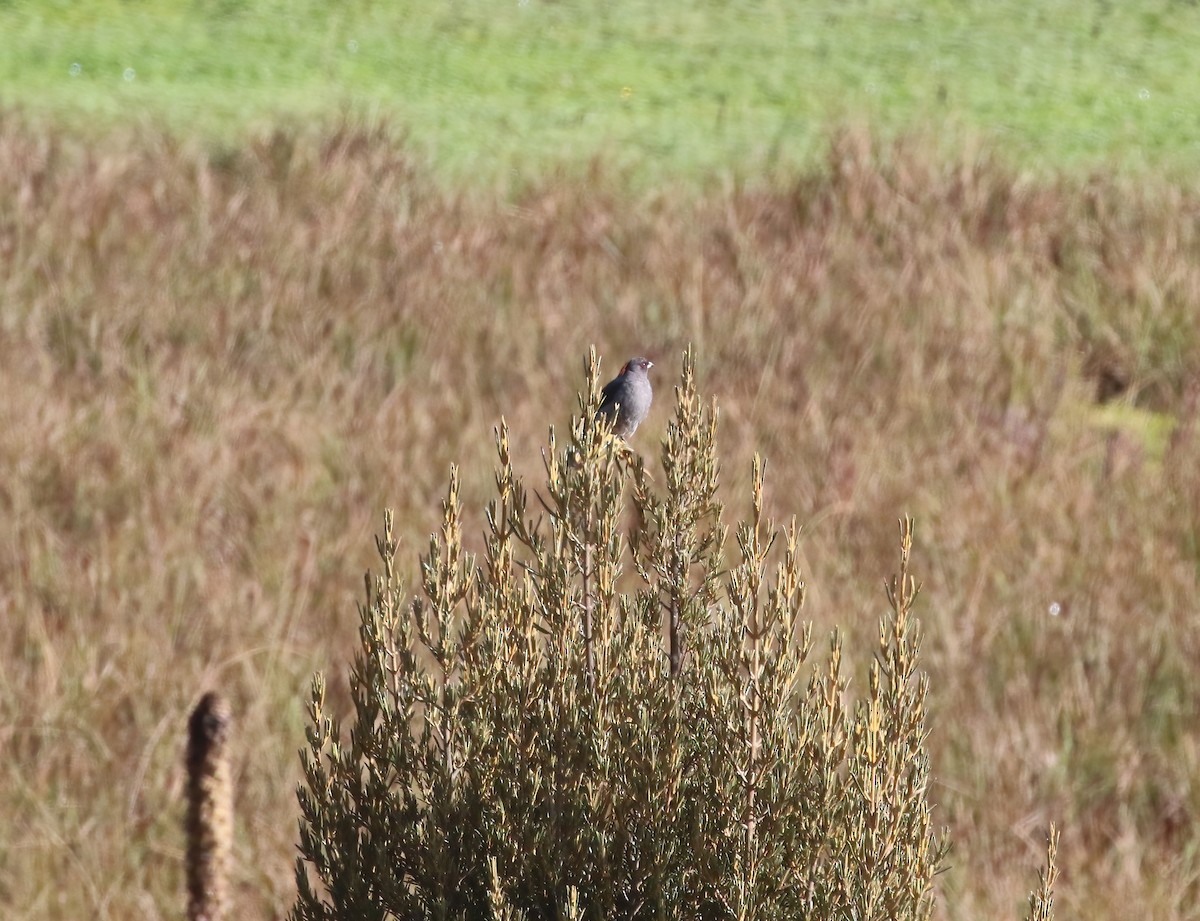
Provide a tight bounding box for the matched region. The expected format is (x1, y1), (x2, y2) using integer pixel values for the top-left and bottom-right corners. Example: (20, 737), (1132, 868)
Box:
(596, 357), (654, 439)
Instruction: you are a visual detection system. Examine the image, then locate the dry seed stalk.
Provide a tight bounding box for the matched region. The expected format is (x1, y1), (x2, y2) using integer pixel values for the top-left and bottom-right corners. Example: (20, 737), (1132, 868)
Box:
(185, 692), (233, 921)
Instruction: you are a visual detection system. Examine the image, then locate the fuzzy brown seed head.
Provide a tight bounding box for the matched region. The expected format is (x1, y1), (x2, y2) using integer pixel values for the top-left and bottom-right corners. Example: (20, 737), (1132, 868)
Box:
(185, 692), (233, 921)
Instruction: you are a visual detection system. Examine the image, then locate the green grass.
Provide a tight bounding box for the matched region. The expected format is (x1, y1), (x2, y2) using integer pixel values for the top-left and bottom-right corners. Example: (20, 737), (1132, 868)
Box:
(3, 0), (1200, 185)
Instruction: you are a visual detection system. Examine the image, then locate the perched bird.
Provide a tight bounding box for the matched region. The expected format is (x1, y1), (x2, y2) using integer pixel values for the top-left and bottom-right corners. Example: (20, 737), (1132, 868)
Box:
(597, 357), (654, 439)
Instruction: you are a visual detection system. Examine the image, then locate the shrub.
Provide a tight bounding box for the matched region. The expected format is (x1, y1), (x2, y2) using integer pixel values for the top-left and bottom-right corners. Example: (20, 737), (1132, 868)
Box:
(291, 349), (948, 920)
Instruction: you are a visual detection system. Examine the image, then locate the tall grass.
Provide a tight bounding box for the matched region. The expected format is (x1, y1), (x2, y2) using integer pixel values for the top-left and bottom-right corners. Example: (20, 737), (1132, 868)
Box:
(1, 117), (1198, 918)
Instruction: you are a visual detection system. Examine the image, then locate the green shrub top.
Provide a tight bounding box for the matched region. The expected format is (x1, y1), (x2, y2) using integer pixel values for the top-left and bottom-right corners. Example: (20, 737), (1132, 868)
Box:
(292, 348), (948, 921)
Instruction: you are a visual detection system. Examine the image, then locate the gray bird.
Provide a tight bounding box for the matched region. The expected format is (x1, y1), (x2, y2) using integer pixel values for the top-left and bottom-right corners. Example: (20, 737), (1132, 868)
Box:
(597, 357), (654, 439)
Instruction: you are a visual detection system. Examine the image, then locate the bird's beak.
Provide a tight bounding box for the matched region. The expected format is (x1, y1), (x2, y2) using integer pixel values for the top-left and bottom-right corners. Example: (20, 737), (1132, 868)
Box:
(647, 360), (654, 368)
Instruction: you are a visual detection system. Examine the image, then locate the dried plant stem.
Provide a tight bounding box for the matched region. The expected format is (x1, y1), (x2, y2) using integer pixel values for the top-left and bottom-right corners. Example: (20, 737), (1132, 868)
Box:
(668, 530), (683, 677)
(738, 455), (769, 905)
(583, 513), (595, 692)
(1026, 825), (1061, 921)
(185, 693), (232, 921)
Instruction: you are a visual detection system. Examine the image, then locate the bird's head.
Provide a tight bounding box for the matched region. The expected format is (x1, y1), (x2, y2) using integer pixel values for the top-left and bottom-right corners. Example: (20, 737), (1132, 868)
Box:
(623, 357), (654, 375)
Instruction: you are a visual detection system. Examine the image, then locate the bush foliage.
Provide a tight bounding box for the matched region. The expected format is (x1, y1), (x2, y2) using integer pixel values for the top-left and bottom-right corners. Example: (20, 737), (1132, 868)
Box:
(292, 350), (948, 920)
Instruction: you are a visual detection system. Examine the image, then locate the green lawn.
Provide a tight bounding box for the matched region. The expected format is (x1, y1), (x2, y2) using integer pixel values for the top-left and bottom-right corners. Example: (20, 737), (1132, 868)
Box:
(3, 0), (1199, 184)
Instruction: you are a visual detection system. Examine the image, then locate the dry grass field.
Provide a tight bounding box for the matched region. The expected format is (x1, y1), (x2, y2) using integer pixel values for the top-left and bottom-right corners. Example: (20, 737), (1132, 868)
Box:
(2, 116), (1199, 918)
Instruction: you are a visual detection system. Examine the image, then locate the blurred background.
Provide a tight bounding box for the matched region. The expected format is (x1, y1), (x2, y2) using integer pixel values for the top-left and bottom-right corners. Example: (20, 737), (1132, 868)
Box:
(2, 2), (1199, 918)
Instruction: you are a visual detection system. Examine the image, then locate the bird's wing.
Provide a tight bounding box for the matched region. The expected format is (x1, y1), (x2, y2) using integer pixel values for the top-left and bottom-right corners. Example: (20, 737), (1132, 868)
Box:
(598, 373), (625, 414)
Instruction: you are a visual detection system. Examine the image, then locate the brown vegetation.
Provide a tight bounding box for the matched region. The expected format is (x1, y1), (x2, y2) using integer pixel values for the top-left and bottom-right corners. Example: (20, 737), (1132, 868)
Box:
(1, 114), (1198, 918)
